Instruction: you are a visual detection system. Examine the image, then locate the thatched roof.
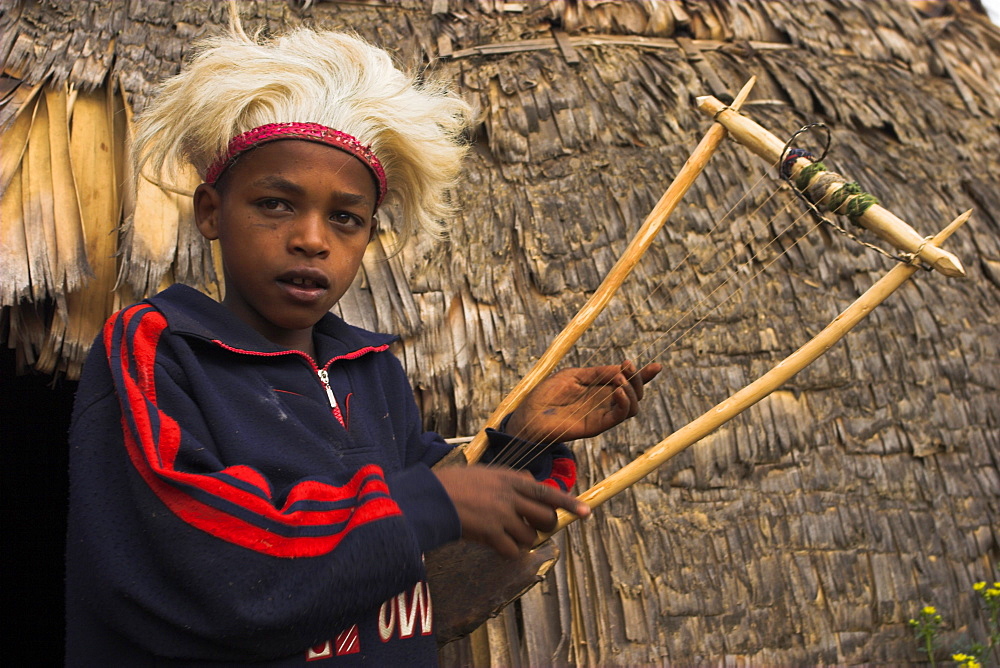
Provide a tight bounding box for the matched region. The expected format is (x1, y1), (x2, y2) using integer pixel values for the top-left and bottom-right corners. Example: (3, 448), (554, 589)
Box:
(2, 1), (998, 664)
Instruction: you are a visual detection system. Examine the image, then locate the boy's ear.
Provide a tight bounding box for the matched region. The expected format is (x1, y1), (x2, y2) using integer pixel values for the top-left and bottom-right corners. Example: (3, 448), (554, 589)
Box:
(194, 183), (222, 240)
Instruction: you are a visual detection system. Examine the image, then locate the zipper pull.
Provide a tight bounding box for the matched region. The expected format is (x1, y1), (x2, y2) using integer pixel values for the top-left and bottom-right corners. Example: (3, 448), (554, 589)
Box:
(317, 368), (339, 410)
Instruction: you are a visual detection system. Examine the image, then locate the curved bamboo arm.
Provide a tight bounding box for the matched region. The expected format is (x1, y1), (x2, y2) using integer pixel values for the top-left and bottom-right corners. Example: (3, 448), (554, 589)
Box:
(462, 77), (758, 464)
(542, 209), (972, 539)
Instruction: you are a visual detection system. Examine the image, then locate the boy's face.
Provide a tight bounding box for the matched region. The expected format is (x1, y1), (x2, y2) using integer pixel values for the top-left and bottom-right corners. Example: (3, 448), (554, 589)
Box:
(194, 140), (377, 353)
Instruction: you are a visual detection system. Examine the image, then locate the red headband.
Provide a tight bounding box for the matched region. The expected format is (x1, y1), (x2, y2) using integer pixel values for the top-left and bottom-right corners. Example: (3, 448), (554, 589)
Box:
(205, 122), (387, 208)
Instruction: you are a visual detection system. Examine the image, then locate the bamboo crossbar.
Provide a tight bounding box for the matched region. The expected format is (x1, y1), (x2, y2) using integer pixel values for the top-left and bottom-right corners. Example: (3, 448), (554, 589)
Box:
(461, 77), (758, 464)
(696, 95), (965, 278)
(543, 209), (972, 538)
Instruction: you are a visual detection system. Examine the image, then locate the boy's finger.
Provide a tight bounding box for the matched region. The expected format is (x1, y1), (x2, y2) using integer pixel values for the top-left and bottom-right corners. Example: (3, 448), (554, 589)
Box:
(622, 360), (646, 402)
(490, 532), (523, 559)
(573, 364), (628, 387)
(622, 359), (661, 398)
(638, 362), (663, 384)
(516, 478), (590, 518)
(610, 367), (640, 416)
(504, 513), (542, 546)
(514, 487), (566, 531)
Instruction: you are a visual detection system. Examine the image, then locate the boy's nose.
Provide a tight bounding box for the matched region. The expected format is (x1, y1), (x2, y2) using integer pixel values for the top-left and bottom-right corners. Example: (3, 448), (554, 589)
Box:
(289, 214), (330, 257)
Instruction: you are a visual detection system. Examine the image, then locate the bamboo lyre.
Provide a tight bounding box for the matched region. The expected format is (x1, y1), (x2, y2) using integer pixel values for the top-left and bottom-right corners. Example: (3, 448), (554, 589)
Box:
(538, 97), (972, 535)
(430, 89), (972, 644)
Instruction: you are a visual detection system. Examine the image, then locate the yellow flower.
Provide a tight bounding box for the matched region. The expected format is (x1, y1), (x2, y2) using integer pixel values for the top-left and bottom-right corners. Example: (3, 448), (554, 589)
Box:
(953, 655), (982, 668)
(973, 582), (986, 591)
(922, 605), (936, 615)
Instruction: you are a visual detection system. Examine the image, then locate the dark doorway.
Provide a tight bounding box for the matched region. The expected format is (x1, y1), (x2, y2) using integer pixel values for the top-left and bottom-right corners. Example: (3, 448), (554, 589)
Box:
(2, 345), (74, 664)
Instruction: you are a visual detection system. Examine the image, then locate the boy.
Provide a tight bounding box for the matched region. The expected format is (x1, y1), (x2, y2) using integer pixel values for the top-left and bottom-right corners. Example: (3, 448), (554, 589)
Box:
(65, 26), (658, 666)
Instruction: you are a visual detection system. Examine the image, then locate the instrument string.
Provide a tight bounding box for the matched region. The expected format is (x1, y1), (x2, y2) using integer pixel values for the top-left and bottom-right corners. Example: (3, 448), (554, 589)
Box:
(489, 157), (823, 468)
(499, 199), (821, 472)
(490, 164), (787, 466)
(487, 165), (780, 466)
(499, 197), (816, 471)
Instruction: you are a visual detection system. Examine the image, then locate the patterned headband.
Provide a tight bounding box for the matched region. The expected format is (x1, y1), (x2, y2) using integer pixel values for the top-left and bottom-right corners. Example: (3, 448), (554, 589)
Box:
(205, 122), (387, 208)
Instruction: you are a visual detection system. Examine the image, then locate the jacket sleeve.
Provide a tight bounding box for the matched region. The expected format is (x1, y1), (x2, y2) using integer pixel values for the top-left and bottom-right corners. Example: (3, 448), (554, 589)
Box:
(66, 304), (457, 661)
(481, 426), (578, 491)
(394, 394), (578, 493)
(354, 350), (577, 547)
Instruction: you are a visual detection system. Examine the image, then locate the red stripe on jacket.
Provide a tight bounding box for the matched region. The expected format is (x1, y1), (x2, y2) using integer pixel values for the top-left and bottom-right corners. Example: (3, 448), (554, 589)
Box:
(541, 456), (577, 492)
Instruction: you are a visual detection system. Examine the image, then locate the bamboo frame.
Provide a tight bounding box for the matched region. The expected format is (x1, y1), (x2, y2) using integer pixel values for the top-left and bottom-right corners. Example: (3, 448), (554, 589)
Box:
(543, 209), (972, 538)
(462, 77), (758, 463)
(697, 95), (965, 278)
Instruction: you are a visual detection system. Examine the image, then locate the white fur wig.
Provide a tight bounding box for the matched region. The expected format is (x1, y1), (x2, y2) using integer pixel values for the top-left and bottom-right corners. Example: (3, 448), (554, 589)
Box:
(130, 23), (475, 240)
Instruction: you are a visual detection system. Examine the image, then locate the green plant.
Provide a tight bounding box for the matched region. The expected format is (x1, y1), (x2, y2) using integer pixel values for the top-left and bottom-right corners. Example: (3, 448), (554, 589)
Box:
(909, 605), (944, 667)
(909, 580), (1000, 667)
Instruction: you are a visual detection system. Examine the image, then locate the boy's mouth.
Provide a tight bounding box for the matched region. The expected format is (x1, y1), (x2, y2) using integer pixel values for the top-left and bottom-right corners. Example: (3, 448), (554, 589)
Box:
(277, 269), (331, 302)
(277, 269), (330, 290)
(289, 277), (319, 287)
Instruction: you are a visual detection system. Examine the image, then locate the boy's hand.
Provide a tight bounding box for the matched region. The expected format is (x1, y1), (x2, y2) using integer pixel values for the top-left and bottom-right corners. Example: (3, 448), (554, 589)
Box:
(503, 360), (662, 444)
(435, 466), (590, 559)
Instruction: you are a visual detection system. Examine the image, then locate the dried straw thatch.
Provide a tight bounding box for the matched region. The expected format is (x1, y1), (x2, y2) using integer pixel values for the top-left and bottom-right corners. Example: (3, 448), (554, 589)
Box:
(2, 0), (998, 665)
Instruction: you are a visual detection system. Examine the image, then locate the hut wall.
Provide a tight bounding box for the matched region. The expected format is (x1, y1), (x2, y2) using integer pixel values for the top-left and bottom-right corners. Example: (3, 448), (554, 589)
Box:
(2, 1), (998, 664)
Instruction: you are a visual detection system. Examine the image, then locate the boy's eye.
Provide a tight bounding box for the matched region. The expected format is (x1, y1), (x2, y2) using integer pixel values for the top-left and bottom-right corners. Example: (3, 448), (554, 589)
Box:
(258, 198), (290, 212)
(331, 212), (365, 227)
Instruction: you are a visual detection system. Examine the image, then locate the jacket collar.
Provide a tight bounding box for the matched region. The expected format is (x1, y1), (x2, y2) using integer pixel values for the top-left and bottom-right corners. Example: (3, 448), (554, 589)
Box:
(147, 284), (396, 361)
